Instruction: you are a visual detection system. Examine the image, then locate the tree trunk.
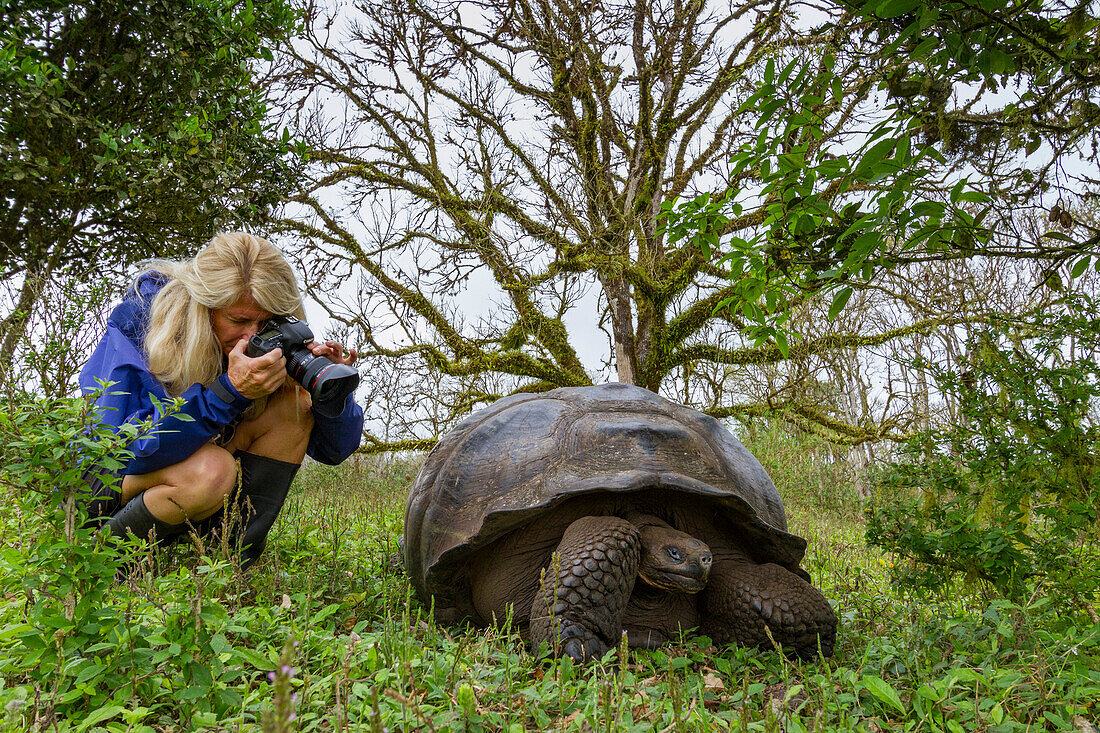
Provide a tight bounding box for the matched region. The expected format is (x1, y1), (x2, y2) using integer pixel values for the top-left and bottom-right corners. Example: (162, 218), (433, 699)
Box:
(601, 276), (638, 385)
(0, 248), (62, 389)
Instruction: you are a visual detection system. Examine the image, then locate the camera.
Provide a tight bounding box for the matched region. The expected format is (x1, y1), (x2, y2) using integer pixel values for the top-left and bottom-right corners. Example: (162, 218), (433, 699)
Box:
(244, 316), (359, 417)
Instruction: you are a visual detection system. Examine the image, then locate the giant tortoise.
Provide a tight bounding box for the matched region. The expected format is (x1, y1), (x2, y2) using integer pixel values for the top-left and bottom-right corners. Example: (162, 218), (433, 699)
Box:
(402, 383), (837, 661)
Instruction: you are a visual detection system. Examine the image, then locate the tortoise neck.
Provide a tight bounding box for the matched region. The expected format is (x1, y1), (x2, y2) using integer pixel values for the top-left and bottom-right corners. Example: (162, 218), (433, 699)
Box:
(621, 509), (673, 531)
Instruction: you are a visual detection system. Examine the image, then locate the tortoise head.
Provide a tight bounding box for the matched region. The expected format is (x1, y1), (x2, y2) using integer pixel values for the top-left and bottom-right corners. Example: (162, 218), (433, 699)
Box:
(637, 524), (712, 593)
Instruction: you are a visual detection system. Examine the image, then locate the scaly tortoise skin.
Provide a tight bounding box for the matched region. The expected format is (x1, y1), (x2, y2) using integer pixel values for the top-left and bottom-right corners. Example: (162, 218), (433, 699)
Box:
(402, 383), (837, 661)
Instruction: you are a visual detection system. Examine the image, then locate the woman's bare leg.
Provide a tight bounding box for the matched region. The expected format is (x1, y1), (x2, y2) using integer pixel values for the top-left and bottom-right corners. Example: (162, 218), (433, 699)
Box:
(120, 443), (238, 524)
(225, 383), (314, 461)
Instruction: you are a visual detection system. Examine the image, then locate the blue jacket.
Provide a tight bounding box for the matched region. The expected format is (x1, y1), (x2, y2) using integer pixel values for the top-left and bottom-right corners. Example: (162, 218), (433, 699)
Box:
(79, 273), (364, 475)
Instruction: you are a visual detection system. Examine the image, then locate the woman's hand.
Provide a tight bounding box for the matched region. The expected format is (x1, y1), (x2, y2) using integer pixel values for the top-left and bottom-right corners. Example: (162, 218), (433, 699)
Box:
(226, 338), (287, 398)
(307, 340), (358, 366)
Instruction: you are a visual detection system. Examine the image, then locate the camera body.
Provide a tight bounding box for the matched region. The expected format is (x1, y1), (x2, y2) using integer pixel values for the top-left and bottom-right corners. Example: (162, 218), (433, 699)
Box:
(247, 315), (314, 358)
(245, 316), (359, 418)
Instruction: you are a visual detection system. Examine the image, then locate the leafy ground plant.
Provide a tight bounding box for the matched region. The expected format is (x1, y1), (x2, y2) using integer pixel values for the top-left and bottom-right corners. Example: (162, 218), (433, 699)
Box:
(0, 398), (1097, 731)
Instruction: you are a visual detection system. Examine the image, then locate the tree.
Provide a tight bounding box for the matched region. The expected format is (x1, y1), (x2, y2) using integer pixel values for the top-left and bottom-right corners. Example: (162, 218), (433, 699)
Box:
(0, 0), (301, 381)
(843, 0), (1100, 207)
(275, 0), (1003, 448)
(649, 0), (1100, 449)
(745, 0), (1100, 302)
(818, 0), (1100, 605)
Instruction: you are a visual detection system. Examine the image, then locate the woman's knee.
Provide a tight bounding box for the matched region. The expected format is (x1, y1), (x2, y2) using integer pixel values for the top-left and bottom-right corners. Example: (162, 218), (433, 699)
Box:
(120, 444), (238, 520)
(184, 444), (238, 502)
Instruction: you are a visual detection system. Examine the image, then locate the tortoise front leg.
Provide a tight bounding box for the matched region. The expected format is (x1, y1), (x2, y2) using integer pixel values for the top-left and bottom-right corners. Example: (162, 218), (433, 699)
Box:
(701, 550), (837, 660)
(529, 516), (640, 663)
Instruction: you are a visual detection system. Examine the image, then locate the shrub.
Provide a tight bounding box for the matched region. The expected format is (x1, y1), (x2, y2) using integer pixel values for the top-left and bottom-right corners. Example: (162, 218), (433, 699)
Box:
(867, 296), (1100, 609)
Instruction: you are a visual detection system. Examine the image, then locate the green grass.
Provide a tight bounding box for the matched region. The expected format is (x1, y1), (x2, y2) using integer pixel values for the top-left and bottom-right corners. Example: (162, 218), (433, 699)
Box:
(1, 440), (1098, 731)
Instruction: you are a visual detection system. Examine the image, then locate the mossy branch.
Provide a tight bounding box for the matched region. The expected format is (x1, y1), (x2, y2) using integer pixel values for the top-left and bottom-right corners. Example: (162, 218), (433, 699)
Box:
(670, 315), (990, 370)
(704, 402), (910, 446)
(358, 436), (439, 455)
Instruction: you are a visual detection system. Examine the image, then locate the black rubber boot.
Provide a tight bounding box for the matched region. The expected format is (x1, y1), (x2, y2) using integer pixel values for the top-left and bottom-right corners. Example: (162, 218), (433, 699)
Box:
(233, 452), (300, 570)
(103, 492), (189, 546)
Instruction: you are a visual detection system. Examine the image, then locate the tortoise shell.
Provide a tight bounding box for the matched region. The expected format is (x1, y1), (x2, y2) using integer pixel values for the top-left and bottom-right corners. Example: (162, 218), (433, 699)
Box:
(402, 383), (810, 618)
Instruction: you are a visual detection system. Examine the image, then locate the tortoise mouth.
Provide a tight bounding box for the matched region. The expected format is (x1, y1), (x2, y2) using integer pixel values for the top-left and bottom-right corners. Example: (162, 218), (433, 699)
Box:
(639, 568), (709, 594)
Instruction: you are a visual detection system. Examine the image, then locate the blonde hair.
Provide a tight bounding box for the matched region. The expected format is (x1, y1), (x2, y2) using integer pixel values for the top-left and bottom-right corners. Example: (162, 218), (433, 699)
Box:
(141, 233), (305, 404)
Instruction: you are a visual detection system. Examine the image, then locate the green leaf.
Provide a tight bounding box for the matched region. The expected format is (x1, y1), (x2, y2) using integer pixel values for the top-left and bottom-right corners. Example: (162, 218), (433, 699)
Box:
(179, 685), (209, 701)
(956, 190), (989, 204)
(828, 287), (853, 320)
(1043, 711), (1069, 728)
(912, 201), (946, 219)
(854, 139), (896, 179)
(776, 56), (800, 86)
(895, 132), (911, 163)
(848, 232), (881, 262)
(74, 660), (106, 685)
(986, 48), (1014, 75)
(58, 687), (87, 704)
(774, 331), (789, 358)
(76, 705), (127, 732)
(863, 675), (906, 714)
(189, 662), (214, 689)
(234, 647), (276, 671)
(915, 684), (939, 701)
(876, 0), (921, 18)
(313, 602), (343, 624)
(950, 667), (981, 683)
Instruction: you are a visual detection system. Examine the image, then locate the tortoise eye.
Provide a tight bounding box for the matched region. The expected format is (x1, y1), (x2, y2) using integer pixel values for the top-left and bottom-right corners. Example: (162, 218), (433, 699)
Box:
(667, 547), (683, 561)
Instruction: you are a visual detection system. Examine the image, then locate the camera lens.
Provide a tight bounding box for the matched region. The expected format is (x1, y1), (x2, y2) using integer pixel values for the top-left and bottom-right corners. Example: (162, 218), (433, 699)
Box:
(284, 347), (318, 384)
(315, 376), (343, 403)
(284, 344), (359, 417)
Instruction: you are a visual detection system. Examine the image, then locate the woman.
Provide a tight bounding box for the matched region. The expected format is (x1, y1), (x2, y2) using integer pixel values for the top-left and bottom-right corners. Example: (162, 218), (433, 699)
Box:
(80, 232), (363, 568)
